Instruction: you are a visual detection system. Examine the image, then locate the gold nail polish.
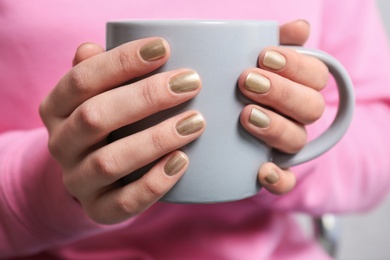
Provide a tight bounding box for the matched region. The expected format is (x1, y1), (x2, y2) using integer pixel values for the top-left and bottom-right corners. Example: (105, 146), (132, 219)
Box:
(169, 71), (200, 93)
(249, 108), (270, 128)
(265, 169), (279, 184)
(244, 72), (270, 94)
(139, 39), (167, 61)
(164, 153), (187, 176)
(176, 113), (205, 136)
(263, 50), (286, 70)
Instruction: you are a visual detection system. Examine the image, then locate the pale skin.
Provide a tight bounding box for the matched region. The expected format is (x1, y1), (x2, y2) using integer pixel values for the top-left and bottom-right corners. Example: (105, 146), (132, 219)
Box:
(39, 20), (328, 224)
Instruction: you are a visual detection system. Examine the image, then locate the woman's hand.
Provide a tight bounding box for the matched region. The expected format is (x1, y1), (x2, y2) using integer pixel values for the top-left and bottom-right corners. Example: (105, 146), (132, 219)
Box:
(239, 20), (328, 195)
(40, 38), (205, 224)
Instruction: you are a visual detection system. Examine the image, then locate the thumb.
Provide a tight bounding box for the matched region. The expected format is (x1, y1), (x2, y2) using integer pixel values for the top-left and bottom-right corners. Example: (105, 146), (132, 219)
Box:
(280, 19), (310, 46)
(72, 42), (105, 66)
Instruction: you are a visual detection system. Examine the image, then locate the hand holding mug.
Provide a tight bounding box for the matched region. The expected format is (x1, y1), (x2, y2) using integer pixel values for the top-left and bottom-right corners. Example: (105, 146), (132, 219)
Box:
(243, 20), (328, 194)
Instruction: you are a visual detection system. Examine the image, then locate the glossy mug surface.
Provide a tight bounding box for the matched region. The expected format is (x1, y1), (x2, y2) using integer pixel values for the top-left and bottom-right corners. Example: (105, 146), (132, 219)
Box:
(106, 20), (354, 203)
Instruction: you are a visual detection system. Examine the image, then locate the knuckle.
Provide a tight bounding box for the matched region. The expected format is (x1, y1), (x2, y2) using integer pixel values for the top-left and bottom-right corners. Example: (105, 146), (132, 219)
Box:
(302, 93), (325, 124)
(38, 98), (49, 121)
(150, 127), (171, 152)
(141, 177), (165, 198)
(287, 138), (307, 154)
(317, 64), (330, 90)
(262, 120), (307, 154)
(294, 56), (305, 74)
(279, 85), (293, 105)
(62, 173), (81, 198)
(68, 67), (90, 96)
(117, 48), (136, 75)
(38, 98), (54, 130)
(92, 153), (118, 180)
(112, 197), (135, 217)
(265, 123), (287, 145)
(47, 135), (62, 159)
(62, 175), (73, 193)
(84, 202), (114, 225)
(140, 77), (159, 107)
(76, 102), (105, 133)
(280, 126), (307, 154)
(86, 211), (104, 225)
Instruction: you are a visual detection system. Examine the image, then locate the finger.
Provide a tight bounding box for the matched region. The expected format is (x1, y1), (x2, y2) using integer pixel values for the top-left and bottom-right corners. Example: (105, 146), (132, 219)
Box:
(84, 151), (188, 224)
(41, 37), (170, 119)
(240, 105), (307, 154)
(239, 69), (325, 124)
(258, 162), (296, 195)
(51, 69), (201, 160)
(279, 19), (310, 46)
(65, 111), (205, 196)
(72, 42), (105, 66)
(258, 47), (329, 91)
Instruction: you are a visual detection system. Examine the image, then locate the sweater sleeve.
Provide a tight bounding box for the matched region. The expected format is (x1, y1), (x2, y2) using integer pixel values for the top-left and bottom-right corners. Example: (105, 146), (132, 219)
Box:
(0, 128), (124, 257)
(252, 0), (390, 215)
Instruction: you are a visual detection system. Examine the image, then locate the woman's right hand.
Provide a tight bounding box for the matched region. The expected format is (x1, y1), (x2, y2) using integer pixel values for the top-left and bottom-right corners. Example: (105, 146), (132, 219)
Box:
(39, 38), (205, 224)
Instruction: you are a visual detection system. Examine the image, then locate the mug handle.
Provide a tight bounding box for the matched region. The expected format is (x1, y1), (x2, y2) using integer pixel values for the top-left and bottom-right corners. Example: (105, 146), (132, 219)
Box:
(272, 47), (355, 168)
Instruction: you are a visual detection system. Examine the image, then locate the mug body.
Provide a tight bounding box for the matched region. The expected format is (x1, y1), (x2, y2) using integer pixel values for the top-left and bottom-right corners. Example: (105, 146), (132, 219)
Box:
(107, 20), (279, 203)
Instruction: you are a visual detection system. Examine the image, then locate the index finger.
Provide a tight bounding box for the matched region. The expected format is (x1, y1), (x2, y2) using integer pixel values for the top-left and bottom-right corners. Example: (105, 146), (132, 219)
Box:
(42, 37), (170, 118)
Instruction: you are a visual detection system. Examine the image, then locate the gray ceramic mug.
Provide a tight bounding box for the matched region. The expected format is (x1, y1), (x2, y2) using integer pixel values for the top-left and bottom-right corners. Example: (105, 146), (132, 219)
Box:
(106, 20), (354, 203)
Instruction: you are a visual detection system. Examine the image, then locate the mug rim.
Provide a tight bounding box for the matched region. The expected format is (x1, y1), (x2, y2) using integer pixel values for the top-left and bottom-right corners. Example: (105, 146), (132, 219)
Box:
(106, 19), (279, 26)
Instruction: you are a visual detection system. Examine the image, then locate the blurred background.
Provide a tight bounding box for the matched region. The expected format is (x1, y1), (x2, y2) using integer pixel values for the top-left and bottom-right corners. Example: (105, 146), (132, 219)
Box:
(325, 1), (390, 259)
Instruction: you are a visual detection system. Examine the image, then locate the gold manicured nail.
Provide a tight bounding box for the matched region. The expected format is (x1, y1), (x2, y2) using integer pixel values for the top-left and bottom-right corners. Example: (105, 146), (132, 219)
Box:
(244, 72), (270, 94)
(164, 153), (187, 176)
(176, 113), (205, 136)
(249, 108), (270, 128)
(265, 169), (279, 184)
(169, 71), (200, 93)
(139, 39), (167, 61)
(263, 50), (286, 70)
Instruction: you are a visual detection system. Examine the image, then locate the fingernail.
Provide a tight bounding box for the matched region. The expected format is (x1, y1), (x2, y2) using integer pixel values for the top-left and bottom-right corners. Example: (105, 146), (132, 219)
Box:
(265, 169), (280, 184)
(164, 152), (187, 176)
(263, 50), (286, 70)
(139, 39), (167, 61)
(244, 72), (270, 94)
(176, 113), (205, 136)
(169, 71), (201, 93)
(249, 108), (270, 128)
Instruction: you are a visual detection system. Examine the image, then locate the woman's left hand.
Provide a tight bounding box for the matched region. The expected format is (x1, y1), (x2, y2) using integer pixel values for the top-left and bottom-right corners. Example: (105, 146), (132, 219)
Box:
(239, 20), (329, 195)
